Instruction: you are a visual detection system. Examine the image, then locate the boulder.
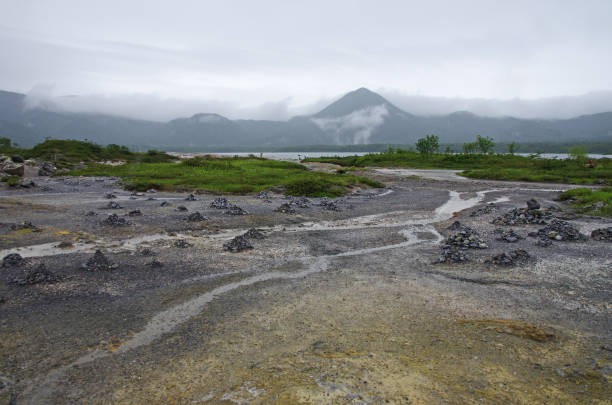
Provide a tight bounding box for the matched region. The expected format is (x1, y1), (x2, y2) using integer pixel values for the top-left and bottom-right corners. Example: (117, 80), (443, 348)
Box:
(11, 155), (24, 163)
(38, 162), (57, 176)
(2, 161), (24, 177)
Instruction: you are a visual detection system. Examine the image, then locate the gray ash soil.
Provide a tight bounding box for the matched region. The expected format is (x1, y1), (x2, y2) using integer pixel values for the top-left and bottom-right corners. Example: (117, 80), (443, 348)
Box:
(0, 173), (611, 404)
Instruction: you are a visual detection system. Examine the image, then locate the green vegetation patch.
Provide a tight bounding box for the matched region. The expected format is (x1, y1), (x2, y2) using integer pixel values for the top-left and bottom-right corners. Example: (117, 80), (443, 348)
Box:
(306, 150), (611, 186)
(0, 139), (175, 168)
(67, 156), (383, 197)
(558, 187), (612, 217)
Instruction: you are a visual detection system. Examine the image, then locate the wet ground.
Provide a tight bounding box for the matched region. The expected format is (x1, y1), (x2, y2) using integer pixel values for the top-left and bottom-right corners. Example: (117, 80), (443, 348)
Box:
(0, 170), (610, 404)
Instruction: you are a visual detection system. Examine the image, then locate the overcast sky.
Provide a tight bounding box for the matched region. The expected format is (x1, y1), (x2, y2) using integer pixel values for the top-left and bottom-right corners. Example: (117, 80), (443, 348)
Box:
(1, 0), (611, 120)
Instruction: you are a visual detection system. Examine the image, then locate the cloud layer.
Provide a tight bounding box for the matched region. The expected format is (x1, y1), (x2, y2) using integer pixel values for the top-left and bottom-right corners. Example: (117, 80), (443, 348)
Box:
(312, 105), (389, 144)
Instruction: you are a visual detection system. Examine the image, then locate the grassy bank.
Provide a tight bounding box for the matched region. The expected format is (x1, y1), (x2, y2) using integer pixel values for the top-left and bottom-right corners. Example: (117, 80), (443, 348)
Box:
(306, 151), (611, 185)
(0, 139), (175, 168)
(67, 156), (382, 196)
(558, 187), (612, 217)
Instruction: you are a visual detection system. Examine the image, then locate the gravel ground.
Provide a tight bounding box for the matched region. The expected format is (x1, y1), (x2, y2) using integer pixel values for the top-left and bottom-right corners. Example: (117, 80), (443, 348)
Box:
(0, 172), (610, 404)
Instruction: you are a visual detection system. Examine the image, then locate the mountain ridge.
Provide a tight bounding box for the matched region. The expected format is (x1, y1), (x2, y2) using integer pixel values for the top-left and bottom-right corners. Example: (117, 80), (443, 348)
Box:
(1, 88), (611, 148)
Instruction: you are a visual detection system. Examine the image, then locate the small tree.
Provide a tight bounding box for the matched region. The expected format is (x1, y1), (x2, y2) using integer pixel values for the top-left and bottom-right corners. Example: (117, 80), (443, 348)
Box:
(476, 135), (495, 154)
(416, 134), (439, 157)
(444, 146), (452, 154)
(507, 142), (520, 155)
(463, 142), (477, 154)
(568, 146), (588, 163)
(0, 137), (11, 148)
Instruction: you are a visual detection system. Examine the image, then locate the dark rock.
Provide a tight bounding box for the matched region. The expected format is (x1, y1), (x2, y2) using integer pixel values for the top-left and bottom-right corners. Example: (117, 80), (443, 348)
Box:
(160, 201), (169, 207)
(185, 194), (197, 201)
(444, 226), (488, 249)
(11, 155), (23, 163)
(16, 179), (36, 188)
(243, 228), (265, 239)
(101, 214), (131, 226)
(435, 246), (469, 263)
(494, 228), (524, 243)
(536, 237), (552, 247)
(56, 241), (74, 249)
(12, 263), (62, 285)
(210, 197), (230, 209)
(174, 239), (193, 248)
(255, 191), (270, 199)
(526, 198), (540, 210)
(146, 197), (157, 201)
(106, 201), (122, 209)
(470, 203), (498, 217)
(128, 209), (142, 216)
(537, 219), (587, 242)
(138, 248), (156, 256)
(223, 235), (253, 253)
(176, 205), (188, 211)
(85, 211), (97, 216)
(319, 198), (340, 211)
(105, 193), (117, 199)
(3, 253), (26, 268)
(82, 250), (117, 271)
(591, 227), (612, 241)
(38, 162), (57, 176)
(225, 205), (248, 215)
(287, 196), (311, 208)
(186, 212), (208, 222)
(148, 259), (164, 268)
(275, 203), (295, 214)
(10, 221), (41, 232)
(486, 249), (530, 266)
(492, 207), (554, 226)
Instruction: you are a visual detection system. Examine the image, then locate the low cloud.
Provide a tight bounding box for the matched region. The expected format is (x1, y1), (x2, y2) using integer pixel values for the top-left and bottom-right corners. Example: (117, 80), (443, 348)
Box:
(312, 104), (389, 144)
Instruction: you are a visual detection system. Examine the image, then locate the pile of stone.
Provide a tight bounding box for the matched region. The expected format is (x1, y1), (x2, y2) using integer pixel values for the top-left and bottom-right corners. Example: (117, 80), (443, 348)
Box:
(10, 221), (41, 232)
(148, 259), (164, 268)
(101, 214), (131, 226)
(105, 193), (117, 199)
(536, 219), (587, 242)
(591, 227), (612, 241)
(210, 198), (230, 209)
(174, 239), (193, 248)
(223, 235), (253, 253)
(494, 228), (524, 243)
(225, 205), (248, 215)
(243, 228), (265, 239)
(128, 210), (142, 217)
(37, 161), (57, 176)
(185, 194), (197, 201)
(106, 201), (122, 209)
(275, 203), (296, 214)
(12, 263), (62, 285)
(82, 250), (117, 271)
(470, 203), (498, 217)
(254, 191), (270, 199)
(138, 248), (156, 256)
(435, 222), (488, 264)
(435, 246), (470, 263)
(491, 204), (554, 226)
(288, 196), (311, 208)
(3, 253), (26, 268)
(186, 212), (208, 221)
(486, 249), (530, 267)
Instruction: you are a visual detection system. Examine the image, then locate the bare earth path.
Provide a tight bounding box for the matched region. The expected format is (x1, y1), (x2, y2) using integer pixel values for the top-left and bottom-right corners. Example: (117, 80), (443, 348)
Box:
(0, 170), (610, 404)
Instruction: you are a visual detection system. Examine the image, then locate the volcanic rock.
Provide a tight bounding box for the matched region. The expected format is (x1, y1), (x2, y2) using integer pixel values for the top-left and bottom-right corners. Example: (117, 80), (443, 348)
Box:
(3, 253), (26, 268)
(11, 155), (24, 163)
(537, 219), (587, 241)
(591, 227), (612, 241)
(10, 221), (41, 232)
(128, 209), (142, 216)
(486, 249), (530, 267)
(225, 205), (248, 215)
(492, 207), (554, 226)
(275, 203), (295, 214)
(176, 206), (188, 211)
(106, 201), (122, 209)
(83, 250), (117, 271)
(494, 228), (524, 243)
(185, 194), (197, 201)
(12, 263), (62, 285)
(105, 193), (117, 199)
(223, 235), (253, 253)
(102, 214), (131, 226)
(186, 212), (208, 221)
(174, 239), (193, 248)
(210, 197), (230, 209)
(160, 201), (169, 207)
(526, 198), (541, 210)
(470, 203), (498, 217)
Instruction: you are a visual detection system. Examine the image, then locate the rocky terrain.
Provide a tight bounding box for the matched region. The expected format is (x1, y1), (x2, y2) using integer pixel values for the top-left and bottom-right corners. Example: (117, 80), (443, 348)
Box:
(0, 169), (610, 404)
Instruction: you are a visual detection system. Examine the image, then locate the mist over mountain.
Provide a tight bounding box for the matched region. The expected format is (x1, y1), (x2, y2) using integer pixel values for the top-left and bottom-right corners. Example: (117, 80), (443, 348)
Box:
(1, 87), (611, 149)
